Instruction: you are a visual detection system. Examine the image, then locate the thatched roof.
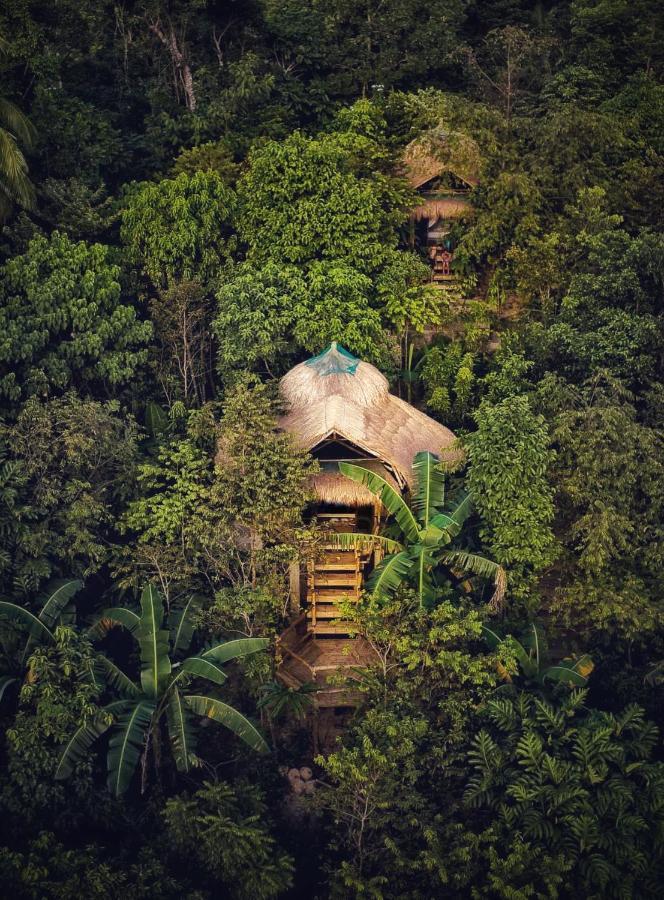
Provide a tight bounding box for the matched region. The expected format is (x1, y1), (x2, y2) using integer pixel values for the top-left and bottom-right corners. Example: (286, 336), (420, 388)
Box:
(402, 127), (480, 191)
(411, 195), (474, 223)
(279, 343), (459, 499)
(310, 461), (400, 507)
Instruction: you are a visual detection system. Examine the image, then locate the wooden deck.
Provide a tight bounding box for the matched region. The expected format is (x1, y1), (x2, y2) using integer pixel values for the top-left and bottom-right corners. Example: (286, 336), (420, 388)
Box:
(277, 616), (378, 707)
(277, 513), (380, 708)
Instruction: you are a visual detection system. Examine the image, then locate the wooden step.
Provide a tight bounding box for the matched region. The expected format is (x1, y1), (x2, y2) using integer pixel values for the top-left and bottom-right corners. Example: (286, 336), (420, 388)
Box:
(308, 621), (354, 635)
(319, 551), (357, 564)
(309, 605), (346, 619)
(315, 573), (361, 586)
(314, 563), (358, 572)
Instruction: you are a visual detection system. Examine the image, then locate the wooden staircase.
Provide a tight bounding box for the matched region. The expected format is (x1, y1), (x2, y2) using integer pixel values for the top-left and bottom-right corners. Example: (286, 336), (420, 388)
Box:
(305, 513), (361, 635)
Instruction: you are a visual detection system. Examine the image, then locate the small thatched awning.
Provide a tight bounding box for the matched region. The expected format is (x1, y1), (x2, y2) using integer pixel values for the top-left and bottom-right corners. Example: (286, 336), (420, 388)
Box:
(411, 195), (474, 223)
(279, 344), (460, 492)
(310, 461), (399, 507)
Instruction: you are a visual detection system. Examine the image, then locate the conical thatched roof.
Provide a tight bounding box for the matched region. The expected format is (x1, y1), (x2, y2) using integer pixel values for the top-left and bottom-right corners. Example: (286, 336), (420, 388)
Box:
(279, 343), (459, 501)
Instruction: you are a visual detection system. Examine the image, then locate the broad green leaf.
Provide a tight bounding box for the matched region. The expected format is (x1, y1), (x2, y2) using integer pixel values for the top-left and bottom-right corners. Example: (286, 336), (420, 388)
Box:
(138, 585), (171, 698)
(107, 700), (155, 796)
(37, 578), (83, 628)
(169, 594), (203, 655)
(201, 638), (269, 666)
(411, 451), (445, 527)
(181, 656), (228, 685)
(439, 550), (506, 609)
(55, 700), (130, 781)
(89, 607), (140, 639)
(543, 656), (594, 687)
(94, 654), (141, 698)
(0, 675), (18, 703)
(324, 531), (404, 554)
(481, 624), (504, 650)
(185, 695), (268, 753)
(365, 551), (413, 601)
(339, 462), (419, 541)
(166, 689), (197, 773)
(0, 602), (54, 644)
(409, 545), (435, 607)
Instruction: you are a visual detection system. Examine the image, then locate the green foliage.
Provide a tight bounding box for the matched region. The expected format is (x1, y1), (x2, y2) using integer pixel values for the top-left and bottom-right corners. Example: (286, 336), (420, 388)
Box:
(0, 232), (151, 408)
(0, 394), (139, 594)
(236, 127), (409, 272)
(465, 395), (557, 605)
(338, 452), (505, 608)
(0, 38), (36, 219)
(420, 343), (477, 424)
(57, 585), (269, 796)
(163, 780), (293, 899)
(121, 171), (236, 289)
(482, 621), (594, 689)
(465, 691), (664, 897)
(543, 373), (664, 642)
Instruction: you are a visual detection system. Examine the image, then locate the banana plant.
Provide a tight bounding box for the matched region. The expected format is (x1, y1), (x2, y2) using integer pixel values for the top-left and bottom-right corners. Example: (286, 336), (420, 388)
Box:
(482, 621), (594, 687)
(0, 578), (83, 703)
(56, 585), (269, 797)
(334, 451), (506, 608)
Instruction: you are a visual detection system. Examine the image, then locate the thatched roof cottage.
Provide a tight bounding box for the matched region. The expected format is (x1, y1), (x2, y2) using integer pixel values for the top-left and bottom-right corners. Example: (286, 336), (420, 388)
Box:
(277, 343), (459, 709)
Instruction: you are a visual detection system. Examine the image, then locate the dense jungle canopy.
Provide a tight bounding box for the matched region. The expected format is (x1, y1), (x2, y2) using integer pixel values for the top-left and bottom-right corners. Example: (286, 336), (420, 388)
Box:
(0, 1), (664, 897)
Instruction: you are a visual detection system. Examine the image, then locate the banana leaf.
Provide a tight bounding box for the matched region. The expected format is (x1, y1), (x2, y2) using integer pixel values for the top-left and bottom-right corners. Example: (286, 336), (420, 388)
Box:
(169, 594), (203, 656)
(324, 532), (405, 554)
(166, 689), (197, 773)
(107, 700), (155, 796)
(181, 656), (228, 685)
(55, 700), (131, 781)
(137, 585), (171, 698)
(185, 695), (268, 753)
(201, 637), (269, 666)
(0, 602), (54, 644)
(94, 654), (142, 698)
(338, 462), (419, 541)
(365, 551), (413, 601)
(411, 451), (445, 527)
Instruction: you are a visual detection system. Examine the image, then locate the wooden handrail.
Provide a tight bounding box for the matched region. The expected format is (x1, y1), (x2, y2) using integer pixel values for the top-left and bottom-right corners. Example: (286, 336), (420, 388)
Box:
(279, 644), (315, 677)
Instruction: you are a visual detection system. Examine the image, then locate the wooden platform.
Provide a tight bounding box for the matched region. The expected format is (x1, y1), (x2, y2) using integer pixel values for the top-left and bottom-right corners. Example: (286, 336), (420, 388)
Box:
(277, 617), (378, 708)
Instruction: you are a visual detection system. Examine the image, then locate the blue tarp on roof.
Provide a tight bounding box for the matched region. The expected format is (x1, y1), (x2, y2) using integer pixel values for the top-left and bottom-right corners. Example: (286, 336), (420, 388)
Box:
(304, 341), (360, 376)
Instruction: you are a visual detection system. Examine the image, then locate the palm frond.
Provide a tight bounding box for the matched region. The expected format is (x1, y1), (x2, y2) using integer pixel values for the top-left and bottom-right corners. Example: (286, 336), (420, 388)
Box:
(201, 637), (269, 666)
(411, 451), (445, 527)
(137, 585), (171, 698)
(181, 655), (228, 685)
(0, 98), (36, 147)
(439, 550), (507, 610)
(324, 532), (404, 554)
(166, 689), (198, 773)
(185, 695), (268, 753)
(0, 601), (54, 644)
(365, 551), (413, 601)
(37, 579), (83, 629)
(107, 700), (155, 796)
(339, 462), (419, 541)
(543, 656), (594, 687)
(168, 594), (203, 656)
(94, 654), (141, 698)
(55, 700), (130, 782)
